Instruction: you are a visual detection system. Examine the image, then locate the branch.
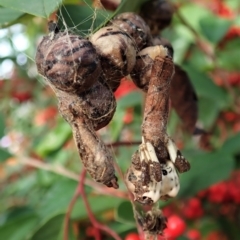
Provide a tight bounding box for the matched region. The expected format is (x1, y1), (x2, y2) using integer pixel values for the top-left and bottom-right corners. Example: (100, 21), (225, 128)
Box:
(174, 8), (215, 62)
(18, 156), (128, 199)
(63, 169), (87, 240)
(106, 141), (141, 148)
(80, 169), (122, 240)
(64, 169), (122, 240)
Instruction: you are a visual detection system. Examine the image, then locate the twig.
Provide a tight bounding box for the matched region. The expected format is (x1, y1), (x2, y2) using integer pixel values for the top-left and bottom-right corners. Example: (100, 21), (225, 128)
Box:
(174, 9), (215, 62)
(106, 141), (141, 147)
(175, 5), (237, 116)
(18, 156), (128, 199)
(63, 170), (87, 240)
(79, 169), (122, 240)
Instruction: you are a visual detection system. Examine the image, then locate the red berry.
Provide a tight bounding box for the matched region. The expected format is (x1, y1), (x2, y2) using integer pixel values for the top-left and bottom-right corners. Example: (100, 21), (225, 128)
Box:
(182, 197), (203, 219)
(208, 182), (228, 203)
(225, 26), (240, 40)
(12, 91), (32, 102)
(223, 111), (239, 122)
(123, 108), (134, 124)
(163, 215), (186, 238)
(228, 182), (240, 203)
(233, 122), (240, 133)
(186, 229), (201, 240)
(86, 226), (100, 238)
(114, 78), (137, 99)
(125, 233), (140, 240)
(228, 73), (240, 86)
(207, 231), (227, 240)
(34, 106), (58, 126)
(162, 205), (174, 218)
(197, 189), (208, 198)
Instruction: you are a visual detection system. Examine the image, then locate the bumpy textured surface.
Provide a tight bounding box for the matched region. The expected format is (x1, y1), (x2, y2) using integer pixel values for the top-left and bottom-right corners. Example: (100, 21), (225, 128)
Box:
(35, 30), (118, 189)
(35, 11), (191, 204)
(111, 12), (153, 51)
(137, 209), (167, 235)
(90, 26), (136, 91)
(126, 141), (180, 205)
(140, 0), (174, 35)
(36, 32), (101, 93)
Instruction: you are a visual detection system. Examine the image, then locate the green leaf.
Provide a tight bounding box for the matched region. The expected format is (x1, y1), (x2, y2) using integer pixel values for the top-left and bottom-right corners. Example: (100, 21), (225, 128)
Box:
(169, 25), (193, 64)
(58, 4), (111, 35)
(178, 4), (211, 32)
(0, 212), (39, 240)
(35, 120), (72, 157)
(72, 195), (123, 220)
(29, 214), (64, 240)
(0, 0), (63, 18)
(0, 7), (24, 27)
(58, 0), (149, 34)
(221, 133), (240, 156)
(0, 147), (12, 162)
(107, 222), (136, 235)
(115, 201), (135, 225)
(218, 216), (240, 240)
(185, 47), (213, 71)
(179, 149), (234, 198)
(37, 177), (123, 221)
(182, 64), (231, 109)
(95, 0), (149, 31)
(177, 237), (189, 240)
(226, 0), (240, 10)
(109, 91), (143, 140)
(199, 15), (232, 43)
(114, 0), (149, 16)
(117, 91), (143, 109)
(109, 107), (125, 141)
(0, 113), (5, 138)
(198, 97), (220, 128)
(217, 39), (240, 71)
(36, 178), (77, 219)
(199, 217), (220, 235)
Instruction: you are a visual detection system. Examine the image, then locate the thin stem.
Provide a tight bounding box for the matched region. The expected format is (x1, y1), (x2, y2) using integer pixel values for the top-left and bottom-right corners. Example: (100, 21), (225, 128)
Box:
(175, 9), (215, 62)
(80, 170), (122, 240)
(106, 141), (141, 147)
(63, 191), (78, 240)
(18, 156), (128, 199)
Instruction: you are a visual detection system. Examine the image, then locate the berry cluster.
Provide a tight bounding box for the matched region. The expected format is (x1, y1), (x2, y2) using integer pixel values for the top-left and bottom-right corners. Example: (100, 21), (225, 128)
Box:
(199, 170), (240, 205)
(222, 111), (240, 133)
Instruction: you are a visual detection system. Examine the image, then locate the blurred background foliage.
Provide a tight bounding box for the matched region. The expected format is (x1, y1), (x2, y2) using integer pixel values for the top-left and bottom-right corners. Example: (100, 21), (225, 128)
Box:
(0, 0), (240, 239)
